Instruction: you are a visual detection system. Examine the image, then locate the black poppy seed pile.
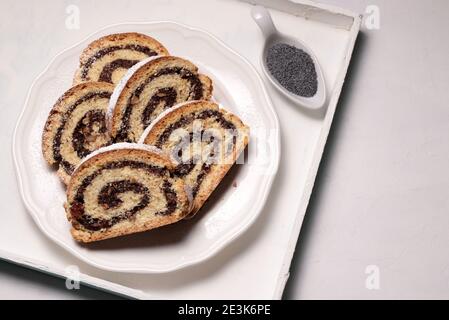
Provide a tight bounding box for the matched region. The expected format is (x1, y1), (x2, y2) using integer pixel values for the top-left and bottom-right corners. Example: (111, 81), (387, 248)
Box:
(266, 43), (318, 98)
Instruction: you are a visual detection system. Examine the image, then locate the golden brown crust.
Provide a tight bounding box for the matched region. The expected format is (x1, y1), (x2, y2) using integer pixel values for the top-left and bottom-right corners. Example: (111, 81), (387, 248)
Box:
(70, 180), (187, 243)
(110, 57), (198, 135)
(42, 82), (115, 185)
(190, 123), (248, 214)
(79, 33), (169, 65)
(56, 167), (71, 185)
(73, 32), (169, 85)
(109, 56), (214, 142)
(142, 100), (249, 216)
(198, 74), (213, 100)
(67, 147), (175, 199)
(66, 147), (190, 243)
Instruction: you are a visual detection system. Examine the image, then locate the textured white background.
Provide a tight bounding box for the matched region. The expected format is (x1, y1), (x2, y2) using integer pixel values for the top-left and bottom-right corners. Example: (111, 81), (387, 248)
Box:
(1, 0), (449, 299)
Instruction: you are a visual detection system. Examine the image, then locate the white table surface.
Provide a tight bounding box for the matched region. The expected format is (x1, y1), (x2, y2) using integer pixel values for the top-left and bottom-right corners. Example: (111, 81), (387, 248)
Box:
(1, 0), (448, 299)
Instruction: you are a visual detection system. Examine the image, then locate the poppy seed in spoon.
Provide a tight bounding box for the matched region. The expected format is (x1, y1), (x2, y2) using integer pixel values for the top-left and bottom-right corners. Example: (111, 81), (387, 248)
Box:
(266, 43), (318, 98)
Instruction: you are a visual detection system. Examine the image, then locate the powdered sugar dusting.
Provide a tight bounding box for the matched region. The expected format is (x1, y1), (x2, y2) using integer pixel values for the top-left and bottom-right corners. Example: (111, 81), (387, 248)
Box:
(106, 55), (166, 131)
(74, 142), (166, 172)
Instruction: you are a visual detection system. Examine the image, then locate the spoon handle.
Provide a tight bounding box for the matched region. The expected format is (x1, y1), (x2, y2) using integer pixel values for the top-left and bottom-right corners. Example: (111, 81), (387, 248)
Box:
(251, 5), (277, 39)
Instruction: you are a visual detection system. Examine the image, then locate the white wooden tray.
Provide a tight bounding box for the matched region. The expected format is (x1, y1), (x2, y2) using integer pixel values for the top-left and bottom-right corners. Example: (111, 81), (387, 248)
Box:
(14, 21), (280, 274)
(5, 0), (361, 299)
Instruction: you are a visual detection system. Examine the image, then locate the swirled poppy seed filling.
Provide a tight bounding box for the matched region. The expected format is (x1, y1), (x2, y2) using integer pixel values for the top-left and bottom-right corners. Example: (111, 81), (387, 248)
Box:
(52, 91), (111, 174)
(72, 110), (108, 159)
(80, 44), (157, 82)
(115, 67), (204, 142)
(153, 109), (238, 201)
(70, 161), (178, 231)
(156, 109), (236, 148)
(98, 180), (149, 210)
(141, 87), (178, 127)
(98, 59), (140, 83)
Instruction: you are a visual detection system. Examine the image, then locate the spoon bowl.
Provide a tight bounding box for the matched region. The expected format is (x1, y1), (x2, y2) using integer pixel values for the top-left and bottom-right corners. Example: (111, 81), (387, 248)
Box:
(251, 5), (326, 110)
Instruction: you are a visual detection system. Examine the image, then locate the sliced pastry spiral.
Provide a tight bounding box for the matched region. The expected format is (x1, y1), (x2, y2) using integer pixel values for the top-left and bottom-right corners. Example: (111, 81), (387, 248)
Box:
(108, 56), (213, 143)
(66, 144), (190, 242)
(42, 82), (115, 185)
(140, 100), (249, 215)
(73, 32), (169, 85)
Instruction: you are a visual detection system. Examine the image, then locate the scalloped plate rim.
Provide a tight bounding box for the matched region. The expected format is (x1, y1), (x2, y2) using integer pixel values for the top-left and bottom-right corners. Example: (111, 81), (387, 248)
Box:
(12, 21), (280, 273)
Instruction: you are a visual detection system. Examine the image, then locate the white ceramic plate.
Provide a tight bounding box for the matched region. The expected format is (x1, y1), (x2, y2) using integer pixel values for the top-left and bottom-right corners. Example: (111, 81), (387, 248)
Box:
(13, 22), (280, 273)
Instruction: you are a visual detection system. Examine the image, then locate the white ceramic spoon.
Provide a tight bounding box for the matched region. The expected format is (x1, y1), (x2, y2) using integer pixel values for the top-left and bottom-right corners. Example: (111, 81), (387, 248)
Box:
(251, 5), (326, 109)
